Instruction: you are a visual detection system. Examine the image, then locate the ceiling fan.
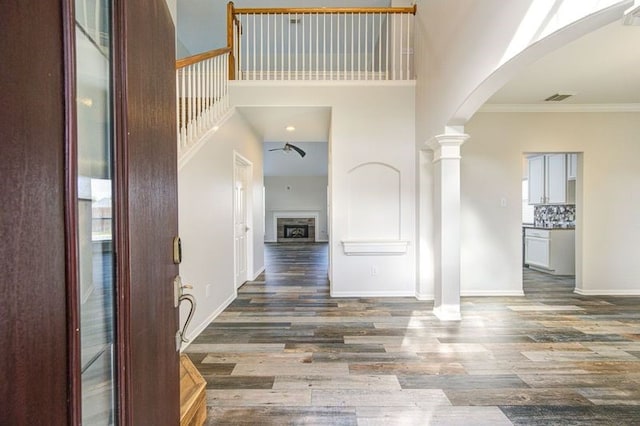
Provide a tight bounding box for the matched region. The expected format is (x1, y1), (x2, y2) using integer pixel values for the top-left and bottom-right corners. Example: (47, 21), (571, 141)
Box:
(268, 142), (306, 158)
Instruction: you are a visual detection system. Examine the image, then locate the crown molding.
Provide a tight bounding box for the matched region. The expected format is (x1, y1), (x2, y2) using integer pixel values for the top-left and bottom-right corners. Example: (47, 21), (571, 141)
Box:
(479, 103), (640, 113)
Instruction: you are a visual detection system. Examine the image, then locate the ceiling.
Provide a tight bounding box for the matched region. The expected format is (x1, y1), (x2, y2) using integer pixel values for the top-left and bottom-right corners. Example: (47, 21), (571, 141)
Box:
(237, 106), (331, 143)
(236, 106), (330, 177)
(487, 21), (640, 105)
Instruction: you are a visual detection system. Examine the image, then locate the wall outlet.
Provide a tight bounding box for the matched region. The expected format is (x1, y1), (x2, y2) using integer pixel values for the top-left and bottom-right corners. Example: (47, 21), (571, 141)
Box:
(371, 266), (378, 276)
(205, 284), (211, 298)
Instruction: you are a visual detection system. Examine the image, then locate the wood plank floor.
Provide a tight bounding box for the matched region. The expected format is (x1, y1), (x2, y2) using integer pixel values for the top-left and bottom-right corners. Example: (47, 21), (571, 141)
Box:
(186, 243), (640, 425)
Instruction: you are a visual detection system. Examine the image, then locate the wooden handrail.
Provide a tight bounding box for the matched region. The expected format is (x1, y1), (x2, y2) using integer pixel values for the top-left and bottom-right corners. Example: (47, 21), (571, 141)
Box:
(227, 1), (236, 80)
(234, 5), (417, 15)
(175, 47), (232, 70)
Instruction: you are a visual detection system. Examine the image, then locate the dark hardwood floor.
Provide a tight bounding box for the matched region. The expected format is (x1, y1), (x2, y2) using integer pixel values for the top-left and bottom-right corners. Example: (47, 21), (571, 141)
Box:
(186, 243), (640, 425)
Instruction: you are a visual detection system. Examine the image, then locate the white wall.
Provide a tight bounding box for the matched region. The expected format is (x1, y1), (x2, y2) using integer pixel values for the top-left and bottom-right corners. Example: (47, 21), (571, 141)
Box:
(265, 176), (328, 242)
(413, 0), (631, 303)
(232, 83), (417, 297)
(463, 111), (640, 295)
(178, 112), (264, 344)
(413, 0), (628, 140)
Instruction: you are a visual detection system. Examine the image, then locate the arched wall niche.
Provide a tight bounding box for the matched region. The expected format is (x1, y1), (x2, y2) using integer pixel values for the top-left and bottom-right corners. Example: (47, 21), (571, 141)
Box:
(346, 162), (401, 241)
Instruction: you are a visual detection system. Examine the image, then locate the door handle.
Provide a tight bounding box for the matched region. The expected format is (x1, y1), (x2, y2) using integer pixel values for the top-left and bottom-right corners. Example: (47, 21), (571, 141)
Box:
(173, 275), (197, 351)
(178, 293), (196, 345)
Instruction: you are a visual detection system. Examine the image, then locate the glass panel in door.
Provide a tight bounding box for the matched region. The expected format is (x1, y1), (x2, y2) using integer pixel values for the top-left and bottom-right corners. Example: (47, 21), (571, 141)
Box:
(75, 0), (116, 423)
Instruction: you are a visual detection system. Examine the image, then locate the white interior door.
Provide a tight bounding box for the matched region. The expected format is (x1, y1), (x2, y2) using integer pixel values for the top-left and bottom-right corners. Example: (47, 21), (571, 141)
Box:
(234, 158), (249, 288)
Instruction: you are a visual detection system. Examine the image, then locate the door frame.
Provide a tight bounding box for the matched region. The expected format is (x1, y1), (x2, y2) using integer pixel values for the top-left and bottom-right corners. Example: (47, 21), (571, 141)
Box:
(233, 151), (253, 290)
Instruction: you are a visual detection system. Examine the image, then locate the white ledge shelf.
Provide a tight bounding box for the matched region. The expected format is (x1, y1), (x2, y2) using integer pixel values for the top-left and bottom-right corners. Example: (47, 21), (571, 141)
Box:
(341, 240), (409, 256)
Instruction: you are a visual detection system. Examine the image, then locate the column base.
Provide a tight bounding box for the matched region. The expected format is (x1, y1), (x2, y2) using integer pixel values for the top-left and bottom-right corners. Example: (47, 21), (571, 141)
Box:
(433, 304), (461, 321)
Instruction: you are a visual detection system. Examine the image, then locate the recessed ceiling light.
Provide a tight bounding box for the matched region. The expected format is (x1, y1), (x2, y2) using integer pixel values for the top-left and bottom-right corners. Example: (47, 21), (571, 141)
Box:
(286, 126), (296, 132)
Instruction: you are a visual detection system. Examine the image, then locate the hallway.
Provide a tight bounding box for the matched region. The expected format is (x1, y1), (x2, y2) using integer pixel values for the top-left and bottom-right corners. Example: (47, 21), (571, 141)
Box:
(186, 243), (640, 425)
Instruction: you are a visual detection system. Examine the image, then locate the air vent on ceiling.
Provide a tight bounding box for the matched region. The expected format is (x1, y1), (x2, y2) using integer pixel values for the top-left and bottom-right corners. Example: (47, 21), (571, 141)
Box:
(544, 93), (574, 102)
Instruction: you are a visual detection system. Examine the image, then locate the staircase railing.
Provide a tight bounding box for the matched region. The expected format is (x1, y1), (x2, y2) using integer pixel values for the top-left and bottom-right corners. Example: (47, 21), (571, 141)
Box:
(228, 3), (417, 81)
(176, 47), (231, 155)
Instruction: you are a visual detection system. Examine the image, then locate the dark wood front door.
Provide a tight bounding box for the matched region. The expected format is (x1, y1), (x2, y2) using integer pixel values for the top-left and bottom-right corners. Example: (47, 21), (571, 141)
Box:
(1, 1), (69, 423)
(1, 0), (179, 424)
(117, 1), (180, 424)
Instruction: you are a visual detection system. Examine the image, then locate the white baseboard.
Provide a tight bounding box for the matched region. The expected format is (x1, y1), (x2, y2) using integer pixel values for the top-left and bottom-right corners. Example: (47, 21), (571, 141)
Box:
(251, 266), (265, 281)
(330, 290), (415, 298)
(574, 288), (640, 296)
(180, 292), (236, 352)
(461, 290), (525, 297)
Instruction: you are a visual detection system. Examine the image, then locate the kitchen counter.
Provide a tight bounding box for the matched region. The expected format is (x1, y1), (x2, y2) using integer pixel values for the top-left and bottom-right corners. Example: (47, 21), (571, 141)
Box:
(524, 226), (575, 275)
(523, 224), (575, 230)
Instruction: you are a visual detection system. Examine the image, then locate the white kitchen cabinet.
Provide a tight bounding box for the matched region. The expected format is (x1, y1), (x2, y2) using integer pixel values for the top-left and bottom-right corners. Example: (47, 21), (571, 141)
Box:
(527, 154), (568, 205)
(545, 154), (567, 204)
(528, 155), (545, 206)
(524, 232), (550, 268)
(524, 228), (575, 275)
(567, 153), (577, 180)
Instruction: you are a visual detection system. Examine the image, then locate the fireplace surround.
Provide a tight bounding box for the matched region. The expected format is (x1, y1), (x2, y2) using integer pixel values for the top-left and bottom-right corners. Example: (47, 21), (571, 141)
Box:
(277, 217), (315, 242)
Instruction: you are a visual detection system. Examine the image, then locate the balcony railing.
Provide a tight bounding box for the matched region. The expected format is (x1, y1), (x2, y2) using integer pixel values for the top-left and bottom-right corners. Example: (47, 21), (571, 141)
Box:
(229, 4), (416, 81)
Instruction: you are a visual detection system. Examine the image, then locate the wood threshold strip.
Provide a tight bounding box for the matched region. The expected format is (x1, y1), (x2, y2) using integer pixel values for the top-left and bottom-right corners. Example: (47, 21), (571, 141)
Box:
(234, 5), (417, 15)
(176, 47), (232, 69)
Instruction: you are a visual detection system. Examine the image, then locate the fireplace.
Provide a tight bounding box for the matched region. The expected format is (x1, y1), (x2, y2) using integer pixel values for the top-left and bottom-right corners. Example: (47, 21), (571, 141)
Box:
(276, 217), (315, 243)
(284, 224), (309, 239)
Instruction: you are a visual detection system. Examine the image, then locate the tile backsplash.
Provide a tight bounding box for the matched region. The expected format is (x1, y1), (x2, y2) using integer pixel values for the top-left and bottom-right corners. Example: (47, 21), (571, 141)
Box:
(534, 205), (575, 228)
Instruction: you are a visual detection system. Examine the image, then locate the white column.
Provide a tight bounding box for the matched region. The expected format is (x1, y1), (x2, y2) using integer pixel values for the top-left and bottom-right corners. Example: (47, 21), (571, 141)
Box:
(425, 129), (469, 321)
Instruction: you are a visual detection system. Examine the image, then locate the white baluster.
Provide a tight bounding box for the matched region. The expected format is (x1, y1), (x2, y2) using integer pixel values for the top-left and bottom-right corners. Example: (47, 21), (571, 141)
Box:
(288, 13), (292, 80)
(216, 56), (220, 119)
(391, 13), (398, 80)
(94, 0), (100, 43)
(176, 69), (180, 149)
(365, 13), (368, 80)
(406, 13), (411, 80)
(378, 14), (382, 80)
(357, 13), (361, 80)
(246, 15), (250, 80)
(399, 13), (404, 81)
(180, 69), (185, 148)
(323, 13), (327, 80)
(224, 54), (229, 110)
(385, 13), (390, 80)
(329, 14), (333, 80)
(351, 13), (354, 80)
(252, 14), (256, 80)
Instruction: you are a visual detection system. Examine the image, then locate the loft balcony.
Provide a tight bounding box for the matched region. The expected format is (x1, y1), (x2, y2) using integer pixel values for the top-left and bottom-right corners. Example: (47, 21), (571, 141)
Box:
(230, 4), (416, 82)
(176, 2), (416, 156)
